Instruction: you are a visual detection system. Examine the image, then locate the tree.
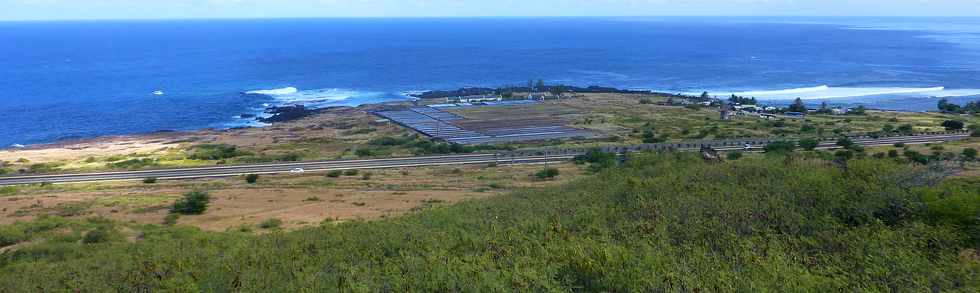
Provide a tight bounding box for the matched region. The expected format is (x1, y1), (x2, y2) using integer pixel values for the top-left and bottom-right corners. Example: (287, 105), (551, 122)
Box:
(798, 138), (820, 151)
(245, 174), (260, 184)
(171, 191), (211, 215)
(937, 98), (962, 113)
(836, 137), (855, 149)
(963, 148), (978, 161)
(941, 120), (965, 131)
(787, 98), (807, 113)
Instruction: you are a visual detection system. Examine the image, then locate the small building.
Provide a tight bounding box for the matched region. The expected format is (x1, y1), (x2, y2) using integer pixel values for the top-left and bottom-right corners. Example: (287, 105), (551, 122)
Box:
(831, 108), (849, 115)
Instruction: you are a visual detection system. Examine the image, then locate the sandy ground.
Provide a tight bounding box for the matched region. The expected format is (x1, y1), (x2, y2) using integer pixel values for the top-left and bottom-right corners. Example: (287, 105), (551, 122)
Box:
(1, 163), (582, 231)
(0, 105), (410, 170)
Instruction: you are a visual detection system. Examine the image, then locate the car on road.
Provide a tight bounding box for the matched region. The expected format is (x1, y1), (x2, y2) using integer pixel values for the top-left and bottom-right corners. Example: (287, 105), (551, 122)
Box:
(289, 168), (305, 174)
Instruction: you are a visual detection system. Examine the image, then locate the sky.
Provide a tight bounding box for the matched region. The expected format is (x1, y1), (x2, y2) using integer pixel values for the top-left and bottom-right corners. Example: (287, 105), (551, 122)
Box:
(1, 0), (978, 21)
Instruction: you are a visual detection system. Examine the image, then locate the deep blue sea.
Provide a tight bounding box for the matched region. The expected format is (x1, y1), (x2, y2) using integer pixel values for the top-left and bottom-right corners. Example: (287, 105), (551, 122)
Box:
(2, 17), (980, 147)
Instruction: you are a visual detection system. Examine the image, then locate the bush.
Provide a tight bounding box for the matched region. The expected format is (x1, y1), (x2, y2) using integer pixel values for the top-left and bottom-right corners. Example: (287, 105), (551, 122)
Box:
(726, 151), (743, 160)
(904, 150), (930, 165)
(763, 141), (796, 153)
(887, 150), (899, 158)
(834, 150), (854, 160)
(170, 191), (211, 215)
(326, 170), (343, 178)
(941, 120), (964, 131)
(107, 158), (158, 169)
(574, 149), (617, 172)
(962, 148), (978, 161)
(893, 142), (906, 148)
(355, 148), (374, 157)
(361, 172), (373, 181)
(245, 174), (260, 184)
(163, 214), (180, 226)
(259, 218), (283, 229)
(188, 144), (246, 160)
(142, 177), (158, 184)
(534, 167), (560, 180)
(0, 186), (18, 196)
(343, 169), (360, 176)
(82, 226), (120, 244)
(835, 137), (855, 149)
(798, 138), (820, 151)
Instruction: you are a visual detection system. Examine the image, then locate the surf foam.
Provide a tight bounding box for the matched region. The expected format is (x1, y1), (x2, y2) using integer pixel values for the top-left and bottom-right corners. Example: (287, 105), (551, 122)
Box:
(692, 85), (980, 101)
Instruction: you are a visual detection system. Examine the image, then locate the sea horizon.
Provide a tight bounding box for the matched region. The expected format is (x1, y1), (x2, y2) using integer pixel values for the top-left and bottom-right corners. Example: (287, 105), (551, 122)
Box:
(2, 16), (979, 147)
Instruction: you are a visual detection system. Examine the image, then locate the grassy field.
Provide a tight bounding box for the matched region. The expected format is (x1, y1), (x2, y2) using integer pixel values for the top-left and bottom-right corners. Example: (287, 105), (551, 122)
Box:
(0, 152), (977, 291)
(0, 163), (581, 231)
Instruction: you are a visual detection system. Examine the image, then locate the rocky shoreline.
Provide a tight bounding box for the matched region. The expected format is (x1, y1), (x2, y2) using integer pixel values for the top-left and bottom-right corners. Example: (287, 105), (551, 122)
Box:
(408, 85), (693, 100)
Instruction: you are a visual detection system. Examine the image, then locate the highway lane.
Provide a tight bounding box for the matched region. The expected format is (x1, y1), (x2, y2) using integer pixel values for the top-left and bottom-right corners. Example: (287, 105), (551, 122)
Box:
(0, 133), (970, 186)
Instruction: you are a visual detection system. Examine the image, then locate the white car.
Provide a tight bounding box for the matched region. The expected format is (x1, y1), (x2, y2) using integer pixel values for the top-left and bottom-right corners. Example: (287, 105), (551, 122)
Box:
(289, 168), (305, 174)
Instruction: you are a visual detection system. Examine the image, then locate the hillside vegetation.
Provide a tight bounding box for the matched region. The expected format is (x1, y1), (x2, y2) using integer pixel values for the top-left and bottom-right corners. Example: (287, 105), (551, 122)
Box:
(1, 153), (978, 291)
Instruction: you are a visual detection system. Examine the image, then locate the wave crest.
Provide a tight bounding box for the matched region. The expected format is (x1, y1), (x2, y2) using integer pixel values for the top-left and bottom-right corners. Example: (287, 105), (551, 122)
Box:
(246, 87), (299, 96)
(697, 85), (980, 101)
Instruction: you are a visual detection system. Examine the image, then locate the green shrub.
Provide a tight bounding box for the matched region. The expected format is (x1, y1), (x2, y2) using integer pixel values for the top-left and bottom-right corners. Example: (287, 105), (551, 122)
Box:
(143, 177), (158, 184)
(763, 141), (796, 153)
(163, 214), (180, 226)
(835, 137), (855, 149)
(108, 158), (158, 169)
(941, 120), (964, 131)
(535, 167), (560, 180)
(259, 218), (283, 229)
(82, 226), (120, 244)
(170, 191), (211, 215)
(726, 151), (743, 160)
(798, 138), (820, 151)
(361, 172), (373, 181)
(354, 148), (374, 157)
(245, 174), (260, 184)
(0, 186), (17, 196)
(188, 144), (247, 160)
(962, 148), (978, 161)
(343, 169), (360, 176)
(894, 142), (906, 148)
(888, 150), (900, 158)
(326, 170), (343, 178)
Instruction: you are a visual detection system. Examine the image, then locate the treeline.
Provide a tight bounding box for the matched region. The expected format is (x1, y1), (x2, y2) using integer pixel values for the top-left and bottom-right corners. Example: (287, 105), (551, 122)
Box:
(1, 153), (977, 291)
(938, 98), (980, 114)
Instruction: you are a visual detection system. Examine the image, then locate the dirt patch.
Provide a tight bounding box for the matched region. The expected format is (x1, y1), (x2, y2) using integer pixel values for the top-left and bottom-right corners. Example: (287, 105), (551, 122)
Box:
(1, 163), (582, 231)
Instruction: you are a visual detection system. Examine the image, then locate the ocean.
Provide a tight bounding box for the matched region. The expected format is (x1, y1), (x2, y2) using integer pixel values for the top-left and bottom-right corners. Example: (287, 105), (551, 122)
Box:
(1, 17), (979, 147)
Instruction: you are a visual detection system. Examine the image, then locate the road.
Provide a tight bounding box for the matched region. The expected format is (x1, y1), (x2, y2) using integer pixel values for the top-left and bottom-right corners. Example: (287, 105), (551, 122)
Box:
(0, 133), (970, 186)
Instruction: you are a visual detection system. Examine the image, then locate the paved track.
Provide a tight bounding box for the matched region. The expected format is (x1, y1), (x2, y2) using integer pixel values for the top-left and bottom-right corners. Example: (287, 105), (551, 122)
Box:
(0, 133), (970, 186)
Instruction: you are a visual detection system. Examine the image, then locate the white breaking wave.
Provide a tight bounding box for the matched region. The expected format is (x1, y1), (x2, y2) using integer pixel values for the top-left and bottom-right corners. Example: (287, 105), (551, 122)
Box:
(246, 86), (386, 108)
(246, 87), (299, 96)
(692, 85), (980, 101)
